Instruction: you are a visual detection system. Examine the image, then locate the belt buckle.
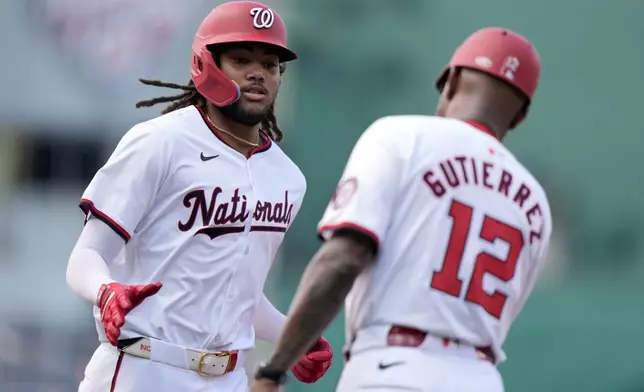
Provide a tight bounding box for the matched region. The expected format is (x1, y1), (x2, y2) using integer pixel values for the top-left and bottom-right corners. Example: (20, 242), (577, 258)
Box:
(197, 352), (229, 377)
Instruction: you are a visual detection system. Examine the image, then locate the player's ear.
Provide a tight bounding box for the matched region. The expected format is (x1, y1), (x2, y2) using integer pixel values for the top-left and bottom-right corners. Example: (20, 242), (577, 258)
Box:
(509, 104), (528, 130)
(444, 67), (461, 101)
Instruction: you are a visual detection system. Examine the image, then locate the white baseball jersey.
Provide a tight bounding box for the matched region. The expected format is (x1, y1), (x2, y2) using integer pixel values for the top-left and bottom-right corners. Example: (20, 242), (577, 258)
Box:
(80, 105), (306, 351)
(317, 115), (552, 363)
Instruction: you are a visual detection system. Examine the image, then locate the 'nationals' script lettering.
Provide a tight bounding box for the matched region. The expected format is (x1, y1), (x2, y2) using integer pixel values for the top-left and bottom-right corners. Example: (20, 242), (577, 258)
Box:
(178, 188), (294, 239)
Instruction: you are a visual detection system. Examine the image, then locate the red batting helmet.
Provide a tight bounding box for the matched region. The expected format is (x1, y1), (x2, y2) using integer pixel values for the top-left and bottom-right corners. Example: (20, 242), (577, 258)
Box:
(191, 1), (297, 107)
(436, 27), (541, 102)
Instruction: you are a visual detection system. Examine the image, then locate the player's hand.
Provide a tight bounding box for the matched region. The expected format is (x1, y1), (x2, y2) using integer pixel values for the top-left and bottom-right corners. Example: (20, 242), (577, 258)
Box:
(291, 336), (333, 383)
(97, 282), (163, 346)
(250, 378), (281, 392)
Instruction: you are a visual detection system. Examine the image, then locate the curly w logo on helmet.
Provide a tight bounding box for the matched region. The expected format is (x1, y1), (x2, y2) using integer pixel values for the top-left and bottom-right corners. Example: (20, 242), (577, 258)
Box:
(250, 7), (275, 29)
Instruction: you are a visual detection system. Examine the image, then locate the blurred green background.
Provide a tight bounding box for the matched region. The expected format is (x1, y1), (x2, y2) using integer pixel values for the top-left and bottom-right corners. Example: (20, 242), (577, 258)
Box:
(0, 0), (642, 391)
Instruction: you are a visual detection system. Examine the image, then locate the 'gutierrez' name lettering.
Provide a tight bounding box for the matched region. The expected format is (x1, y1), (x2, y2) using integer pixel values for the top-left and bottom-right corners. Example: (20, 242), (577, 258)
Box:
(423, 155), (544, 244)
(178, 188), (293, 233)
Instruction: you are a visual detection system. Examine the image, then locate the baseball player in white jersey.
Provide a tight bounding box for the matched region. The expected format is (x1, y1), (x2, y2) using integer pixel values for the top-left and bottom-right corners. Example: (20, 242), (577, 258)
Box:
(65, 2), (333, 392)
(250, 27), (551, 392)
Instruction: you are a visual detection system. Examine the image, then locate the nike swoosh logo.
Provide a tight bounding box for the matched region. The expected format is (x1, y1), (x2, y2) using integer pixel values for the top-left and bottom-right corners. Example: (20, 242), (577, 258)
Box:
(200, 153), (219, 161)
(378, 361), (405, 370)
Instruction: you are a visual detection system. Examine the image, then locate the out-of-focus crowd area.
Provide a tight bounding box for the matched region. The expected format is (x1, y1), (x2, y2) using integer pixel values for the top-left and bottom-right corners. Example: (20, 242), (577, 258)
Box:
(1, 1), (643, 391)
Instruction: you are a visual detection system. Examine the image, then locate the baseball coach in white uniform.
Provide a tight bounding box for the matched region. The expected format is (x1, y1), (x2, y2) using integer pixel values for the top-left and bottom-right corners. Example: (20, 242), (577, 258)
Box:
(251, 27), (551, 392)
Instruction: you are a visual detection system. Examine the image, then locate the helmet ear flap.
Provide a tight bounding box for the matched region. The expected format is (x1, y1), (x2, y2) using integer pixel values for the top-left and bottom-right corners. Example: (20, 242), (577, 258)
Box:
(190, 47), (240, 107)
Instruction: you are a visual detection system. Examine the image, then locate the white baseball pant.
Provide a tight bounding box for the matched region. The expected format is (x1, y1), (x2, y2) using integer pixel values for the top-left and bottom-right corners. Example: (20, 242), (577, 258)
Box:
(335, 326), (504, 392)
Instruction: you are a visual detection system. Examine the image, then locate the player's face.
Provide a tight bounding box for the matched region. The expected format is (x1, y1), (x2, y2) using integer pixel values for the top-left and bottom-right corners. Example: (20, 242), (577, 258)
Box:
(218, 45), (281, 126)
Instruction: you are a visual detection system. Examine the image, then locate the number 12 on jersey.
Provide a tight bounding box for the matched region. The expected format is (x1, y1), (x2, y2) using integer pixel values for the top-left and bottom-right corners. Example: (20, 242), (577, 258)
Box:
(430, 199), (524, 319)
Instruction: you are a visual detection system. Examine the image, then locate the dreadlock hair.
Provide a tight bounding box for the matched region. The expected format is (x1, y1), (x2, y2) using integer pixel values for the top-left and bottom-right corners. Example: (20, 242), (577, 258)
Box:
(135, 63), (287, 142)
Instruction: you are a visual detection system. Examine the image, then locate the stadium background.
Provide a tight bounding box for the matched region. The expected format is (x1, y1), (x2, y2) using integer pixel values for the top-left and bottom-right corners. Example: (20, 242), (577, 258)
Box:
(1, 0), (643, 391)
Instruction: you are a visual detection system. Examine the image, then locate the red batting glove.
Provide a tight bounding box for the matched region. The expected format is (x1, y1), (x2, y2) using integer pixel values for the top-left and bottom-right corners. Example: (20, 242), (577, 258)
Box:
(292, 336), (333, 383)
(97, 282), (162, 346)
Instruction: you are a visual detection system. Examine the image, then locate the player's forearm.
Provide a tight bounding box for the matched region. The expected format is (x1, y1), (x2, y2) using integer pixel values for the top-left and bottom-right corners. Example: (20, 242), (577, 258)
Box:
(253, 294), (287, 343)
(263, 238), (372, 371)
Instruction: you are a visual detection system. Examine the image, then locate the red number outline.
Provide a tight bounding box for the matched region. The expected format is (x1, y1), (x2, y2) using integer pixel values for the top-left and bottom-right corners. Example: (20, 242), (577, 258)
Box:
(430, 199), (524, 319)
